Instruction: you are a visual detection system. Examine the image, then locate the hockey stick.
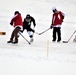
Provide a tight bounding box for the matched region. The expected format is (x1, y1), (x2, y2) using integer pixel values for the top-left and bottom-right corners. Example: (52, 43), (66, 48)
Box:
(63, 30), (76, 43)
(35, 32), (40, 35)
(19, 32), (31, 44)
(38, 28), (51, 35)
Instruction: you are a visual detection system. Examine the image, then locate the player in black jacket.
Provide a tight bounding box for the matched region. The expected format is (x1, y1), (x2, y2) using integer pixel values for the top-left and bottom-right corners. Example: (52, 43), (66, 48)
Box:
(22, 14), (36, 42)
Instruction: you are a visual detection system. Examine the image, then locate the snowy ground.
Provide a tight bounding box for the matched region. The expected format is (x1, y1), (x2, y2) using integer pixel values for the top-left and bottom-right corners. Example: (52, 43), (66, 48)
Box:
(0, 0), (76, 75)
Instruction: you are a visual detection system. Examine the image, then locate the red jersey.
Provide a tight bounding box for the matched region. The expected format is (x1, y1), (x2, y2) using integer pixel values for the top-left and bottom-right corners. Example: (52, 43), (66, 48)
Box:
(52, 11), (64, 27)
(10, 13), (23, 27)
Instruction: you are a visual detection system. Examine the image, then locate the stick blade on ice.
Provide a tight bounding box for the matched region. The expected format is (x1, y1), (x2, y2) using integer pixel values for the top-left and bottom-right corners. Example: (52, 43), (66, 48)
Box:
(63, 41), (68, 43)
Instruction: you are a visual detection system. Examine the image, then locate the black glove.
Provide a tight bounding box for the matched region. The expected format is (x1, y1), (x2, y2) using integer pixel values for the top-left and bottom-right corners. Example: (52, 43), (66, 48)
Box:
(20, 30), (23, 33)
(10, 22), (13, 25)
(62, 19), (64, 22)
(50, 25), (53, 29)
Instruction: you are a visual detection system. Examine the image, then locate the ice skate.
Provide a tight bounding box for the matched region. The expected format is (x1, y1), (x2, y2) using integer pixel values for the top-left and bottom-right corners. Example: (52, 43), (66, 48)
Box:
(30, 38), (34, 43)
(7, 40), (13, 43)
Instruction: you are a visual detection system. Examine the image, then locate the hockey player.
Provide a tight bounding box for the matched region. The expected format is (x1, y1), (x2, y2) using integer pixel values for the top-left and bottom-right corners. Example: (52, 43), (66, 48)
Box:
(50, 7), (65, 42)
(21, 14), (36, 42)
(7, 11), (23, 44)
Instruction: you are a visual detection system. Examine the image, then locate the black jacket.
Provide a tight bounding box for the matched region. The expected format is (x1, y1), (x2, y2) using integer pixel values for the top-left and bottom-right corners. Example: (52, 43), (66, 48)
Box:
(23, 16), (36, 30)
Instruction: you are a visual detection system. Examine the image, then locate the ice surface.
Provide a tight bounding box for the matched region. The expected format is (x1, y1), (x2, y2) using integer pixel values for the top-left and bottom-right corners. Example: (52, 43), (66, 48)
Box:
(0, 0), (76, 75)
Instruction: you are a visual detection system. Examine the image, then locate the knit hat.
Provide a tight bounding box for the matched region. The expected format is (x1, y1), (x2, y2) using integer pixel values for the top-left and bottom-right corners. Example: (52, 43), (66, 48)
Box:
(52, 7), (56, 11)
(14, 11), (19, 15)
(26, 14), (30, 19)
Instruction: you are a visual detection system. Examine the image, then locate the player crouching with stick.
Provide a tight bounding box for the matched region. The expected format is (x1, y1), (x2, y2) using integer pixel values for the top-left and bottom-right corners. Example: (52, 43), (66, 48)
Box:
(7, 11), (23, 44)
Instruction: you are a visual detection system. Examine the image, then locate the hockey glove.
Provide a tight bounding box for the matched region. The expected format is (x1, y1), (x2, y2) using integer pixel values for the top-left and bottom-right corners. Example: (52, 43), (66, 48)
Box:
(50, 25), (53, 29)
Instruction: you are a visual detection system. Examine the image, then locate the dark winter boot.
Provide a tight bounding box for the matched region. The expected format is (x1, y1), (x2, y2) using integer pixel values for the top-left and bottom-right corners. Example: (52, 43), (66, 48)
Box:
(7, 37), (13, 43)
(12, 41), (18, 44)
(30, 35), (34, 42)
(30, 38), (33, 42)
(57, 39), (61, 42)
(7, 40), (13, 43)
(52, 39), (56, 42)
(13, 38), (18, 44)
